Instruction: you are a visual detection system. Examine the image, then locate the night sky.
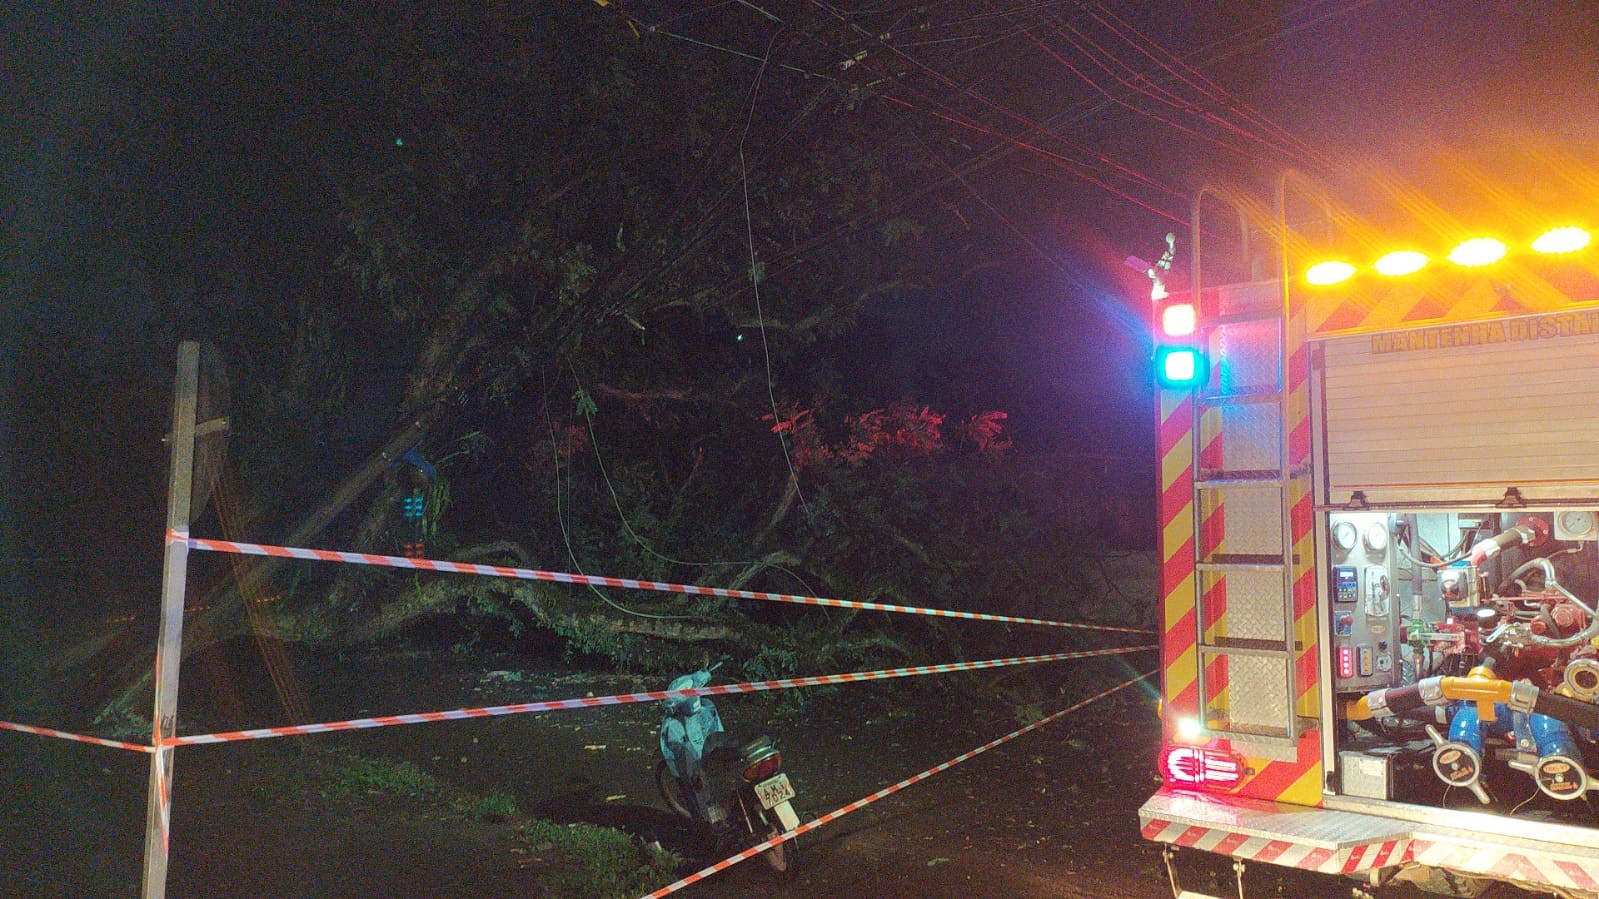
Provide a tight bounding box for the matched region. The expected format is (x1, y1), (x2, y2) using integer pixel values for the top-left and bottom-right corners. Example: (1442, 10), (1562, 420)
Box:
(2, 1), (1597, 642)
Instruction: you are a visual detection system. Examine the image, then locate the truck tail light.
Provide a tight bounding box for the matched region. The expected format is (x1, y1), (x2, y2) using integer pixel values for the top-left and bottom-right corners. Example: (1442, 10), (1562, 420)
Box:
(1160, 744), (1246, 790)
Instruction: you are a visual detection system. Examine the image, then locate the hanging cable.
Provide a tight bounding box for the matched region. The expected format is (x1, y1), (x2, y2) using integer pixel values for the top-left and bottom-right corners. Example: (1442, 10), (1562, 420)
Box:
(562, 358), (777, 572)
(542, 371), (693, 622)
(736, 29), (814, 524)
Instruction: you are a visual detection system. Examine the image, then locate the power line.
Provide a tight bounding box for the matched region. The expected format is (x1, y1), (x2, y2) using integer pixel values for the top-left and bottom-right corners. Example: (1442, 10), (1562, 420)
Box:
(736, 29), (813, 522)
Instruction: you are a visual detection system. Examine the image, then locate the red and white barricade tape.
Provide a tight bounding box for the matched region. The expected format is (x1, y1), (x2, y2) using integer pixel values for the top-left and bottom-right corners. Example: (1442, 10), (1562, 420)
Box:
(0, 719), (153, 753)
(0, 647), (1152, 751)
(175, 531), (1152, 634)
(164, 645), (1152, 746)
(641, 669), (1156, 897)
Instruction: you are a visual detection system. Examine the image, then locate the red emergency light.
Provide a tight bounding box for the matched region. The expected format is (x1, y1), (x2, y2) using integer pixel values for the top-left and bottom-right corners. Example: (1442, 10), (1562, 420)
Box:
(1337, 645), (1356, 679)
(1160, 744), (1246, 790)
(1160, 302), (1196, 337)
(1154, 297), (1207, 389)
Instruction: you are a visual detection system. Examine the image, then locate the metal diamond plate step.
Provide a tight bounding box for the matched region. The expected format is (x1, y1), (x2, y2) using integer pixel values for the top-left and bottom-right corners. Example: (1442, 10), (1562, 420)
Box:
(1141, 789), (1409, 850)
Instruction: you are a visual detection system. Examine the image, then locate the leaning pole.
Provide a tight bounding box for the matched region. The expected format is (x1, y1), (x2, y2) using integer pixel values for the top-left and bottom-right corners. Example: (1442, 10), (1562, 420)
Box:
(142, 341), (198, 899)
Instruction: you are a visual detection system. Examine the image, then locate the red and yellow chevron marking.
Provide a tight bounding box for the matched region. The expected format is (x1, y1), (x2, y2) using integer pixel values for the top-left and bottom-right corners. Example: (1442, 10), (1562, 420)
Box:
(1159, 390), (1199, 720)
(1306, 261), (1599, 337)
(1197, 401), (1229, 714)
(1267, 277), (1324, 808)
(1156, 280), (1323, 809)
(1286, 282), (1320, 716)
(1155, 337), (1230, 724)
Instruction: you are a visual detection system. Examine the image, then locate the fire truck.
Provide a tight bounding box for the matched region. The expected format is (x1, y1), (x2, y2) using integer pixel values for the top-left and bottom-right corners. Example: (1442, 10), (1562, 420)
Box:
(1139, 174), (1599, 898)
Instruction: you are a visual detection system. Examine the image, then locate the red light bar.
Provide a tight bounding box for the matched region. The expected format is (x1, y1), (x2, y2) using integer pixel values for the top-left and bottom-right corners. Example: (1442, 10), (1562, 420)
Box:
(1160, 744), (1245, 789)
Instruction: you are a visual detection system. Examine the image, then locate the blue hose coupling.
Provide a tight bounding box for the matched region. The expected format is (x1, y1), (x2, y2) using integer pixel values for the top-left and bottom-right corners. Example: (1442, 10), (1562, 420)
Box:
(1429, 702), (1509, 804)
(1529, 713), (1589, 801)
(1447, 702), (1512, 754)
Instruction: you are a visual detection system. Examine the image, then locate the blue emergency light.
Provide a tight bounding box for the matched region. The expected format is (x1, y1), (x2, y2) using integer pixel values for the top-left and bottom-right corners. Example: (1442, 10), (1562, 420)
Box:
(1155, 345), (1207, 389)
(1152, 292), (1207, 389)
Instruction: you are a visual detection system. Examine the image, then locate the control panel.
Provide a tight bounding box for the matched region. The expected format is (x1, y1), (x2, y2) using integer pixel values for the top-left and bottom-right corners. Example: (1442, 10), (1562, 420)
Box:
(1328, 512), (1403, 691)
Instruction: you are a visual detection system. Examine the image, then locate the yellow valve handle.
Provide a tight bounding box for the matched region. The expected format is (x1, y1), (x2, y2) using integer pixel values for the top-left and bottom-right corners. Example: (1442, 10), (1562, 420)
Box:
(1345, 675), (1513, 721)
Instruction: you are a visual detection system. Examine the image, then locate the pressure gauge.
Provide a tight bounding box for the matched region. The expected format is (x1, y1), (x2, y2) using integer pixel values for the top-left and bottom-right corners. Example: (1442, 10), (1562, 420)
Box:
(1556, 510), (1598, 542)
(1333, 521), (1358, 553)
(1364, 522), (1388, 554)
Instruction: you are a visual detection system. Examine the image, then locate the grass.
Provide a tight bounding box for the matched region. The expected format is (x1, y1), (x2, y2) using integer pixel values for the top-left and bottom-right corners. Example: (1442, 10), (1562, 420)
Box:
(305, 748), (669, 897)
(454, 788), (521, 822)
(521, 819), (679, 899)
(321, 751), (441, 798)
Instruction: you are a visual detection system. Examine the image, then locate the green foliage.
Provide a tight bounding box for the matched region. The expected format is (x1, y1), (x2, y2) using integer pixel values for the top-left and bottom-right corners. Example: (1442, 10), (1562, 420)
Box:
(555, 244), (598, 305)
(420, 478), (451, 544)
(742, 642), (812, 715)
(40, 2), (1155, 672)
(323, 752), (441, 798)
(740, 621), (912, 714)
(455, 789), (521, 822)
(744, 644), (800, 677)
(465, 588), (527, 640)
(521, 819), (676, 899)
(572, 388), (598, 420)
(552, 614), (646, 669)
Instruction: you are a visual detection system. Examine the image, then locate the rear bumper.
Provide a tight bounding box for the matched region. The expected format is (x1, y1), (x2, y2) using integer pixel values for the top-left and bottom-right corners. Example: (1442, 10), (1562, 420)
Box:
(1140, 787), (1599, 893)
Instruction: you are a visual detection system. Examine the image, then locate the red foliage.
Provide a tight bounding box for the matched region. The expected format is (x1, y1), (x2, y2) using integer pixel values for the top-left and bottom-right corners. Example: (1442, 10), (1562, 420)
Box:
(766, 402), (1007, 471)
(763, 405), (834, 470)
(963, 410), (1012, 455)
(840, 403), (944, 463)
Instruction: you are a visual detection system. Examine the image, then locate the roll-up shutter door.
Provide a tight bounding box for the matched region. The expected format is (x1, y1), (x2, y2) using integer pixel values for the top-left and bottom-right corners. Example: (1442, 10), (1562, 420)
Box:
(1320, 313), (1599, 504)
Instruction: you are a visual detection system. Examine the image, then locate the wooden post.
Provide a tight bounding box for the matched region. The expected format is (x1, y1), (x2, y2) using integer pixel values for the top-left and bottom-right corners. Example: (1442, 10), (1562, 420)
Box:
(142, 341), (198, 899)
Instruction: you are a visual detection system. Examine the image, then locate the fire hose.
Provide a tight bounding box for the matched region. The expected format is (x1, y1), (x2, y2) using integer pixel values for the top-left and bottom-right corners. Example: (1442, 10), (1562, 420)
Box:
(1346, 667), (1599, 802)
(1347, 660), (1599, 733)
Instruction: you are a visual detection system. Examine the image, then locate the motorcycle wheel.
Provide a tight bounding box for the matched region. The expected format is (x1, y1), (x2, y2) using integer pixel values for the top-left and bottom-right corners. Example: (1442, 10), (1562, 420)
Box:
(655, 759), (696, 819)
(758, 824), (796, 874)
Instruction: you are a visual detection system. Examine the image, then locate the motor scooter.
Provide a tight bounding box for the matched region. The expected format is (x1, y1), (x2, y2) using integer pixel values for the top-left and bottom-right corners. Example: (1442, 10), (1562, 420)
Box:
(655, 665), (801, 872)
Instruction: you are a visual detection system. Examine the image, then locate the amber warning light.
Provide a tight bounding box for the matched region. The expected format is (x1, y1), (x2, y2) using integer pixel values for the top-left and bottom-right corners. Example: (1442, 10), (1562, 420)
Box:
(1303, 225), (1591, 285)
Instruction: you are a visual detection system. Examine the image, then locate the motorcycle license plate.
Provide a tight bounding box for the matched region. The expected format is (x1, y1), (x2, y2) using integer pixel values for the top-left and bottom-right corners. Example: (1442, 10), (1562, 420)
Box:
(753, 773), (795, 810)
